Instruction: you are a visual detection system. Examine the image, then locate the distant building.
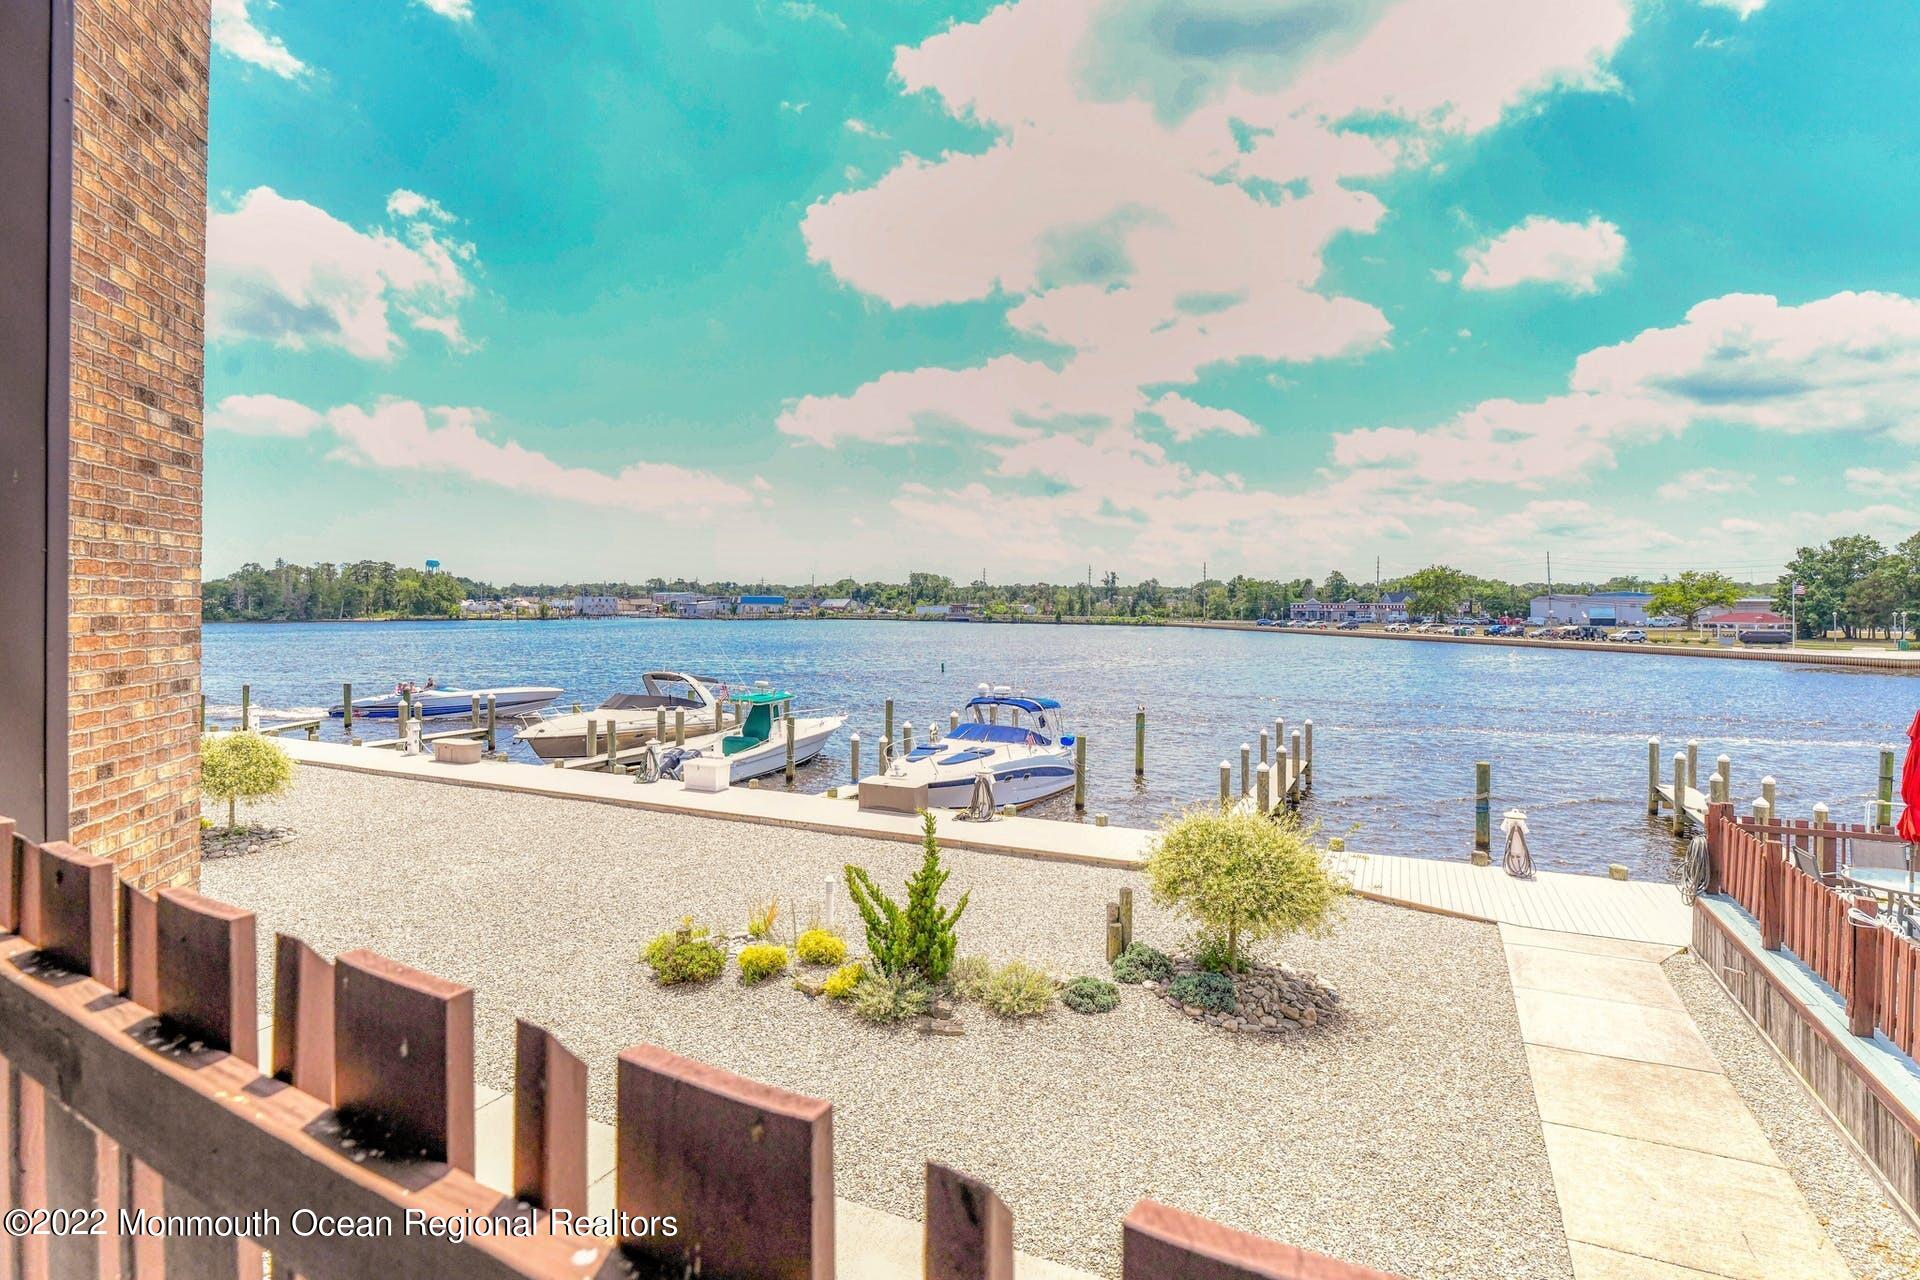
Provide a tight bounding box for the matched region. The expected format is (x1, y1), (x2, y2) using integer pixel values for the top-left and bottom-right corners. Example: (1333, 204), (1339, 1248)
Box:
(458, 598), (503, 616)
(946, 602), (983, 621)
(543, 596), (578, 615)
(574, 595), (618, 617)
(652, 591), (701, 606)
(1529, 591), (1652, 626)
(619, 597), (661, 616)
(819, 597), (856, 613)
(914, 603), (950, 618)
(1705, 609), (1790, 638)
(675, 598), (724, 618)
(1702, 595), (1778, 622)
(737, 594), (787, 615)
(1288, 594), (1410, 624)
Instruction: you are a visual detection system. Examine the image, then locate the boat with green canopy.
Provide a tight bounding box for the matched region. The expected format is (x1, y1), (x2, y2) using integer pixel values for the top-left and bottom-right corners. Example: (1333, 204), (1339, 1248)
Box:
(640, 682), (845, 784)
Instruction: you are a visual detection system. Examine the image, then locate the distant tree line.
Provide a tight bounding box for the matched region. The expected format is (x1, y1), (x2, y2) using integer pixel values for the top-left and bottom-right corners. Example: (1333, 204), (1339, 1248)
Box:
(204, 531), (1920, 636)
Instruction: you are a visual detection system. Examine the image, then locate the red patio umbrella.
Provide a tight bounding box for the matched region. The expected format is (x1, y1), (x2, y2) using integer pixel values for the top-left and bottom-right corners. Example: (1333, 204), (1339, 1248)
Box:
(1901, 709), (1920, 844)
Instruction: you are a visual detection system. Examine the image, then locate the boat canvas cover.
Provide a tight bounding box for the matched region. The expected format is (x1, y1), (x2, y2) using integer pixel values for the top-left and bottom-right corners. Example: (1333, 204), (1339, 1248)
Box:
(946, 722), (1052, 746)
(965, 696), (1061, 713)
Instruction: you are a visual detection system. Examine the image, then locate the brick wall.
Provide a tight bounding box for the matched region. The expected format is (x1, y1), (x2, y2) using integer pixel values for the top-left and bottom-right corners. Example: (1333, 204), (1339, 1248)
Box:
(66, 0), (210, 890)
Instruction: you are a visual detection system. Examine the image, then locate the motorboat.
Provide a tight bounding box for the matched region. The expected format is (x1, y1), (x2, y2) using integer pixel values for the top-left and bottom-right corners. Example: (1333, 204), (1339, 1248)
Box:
(642, 685), (845, 784)
(857, 685), (1075, 811)
(516, 672), (736, 760)
(330, 684), (562, 720)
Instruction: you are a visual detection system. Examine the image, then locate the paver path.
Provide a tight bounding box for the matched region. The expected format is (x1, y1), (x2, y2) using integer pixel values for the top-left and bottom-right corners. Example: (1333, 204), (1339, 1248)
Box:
(1500, 925), (1850, 1280)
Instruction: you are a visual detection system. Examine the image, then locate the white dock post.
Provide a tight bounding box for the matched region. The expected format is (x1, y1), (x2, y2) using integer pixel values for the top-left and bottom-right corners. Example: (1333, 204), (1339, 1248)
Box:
(949, 709), (960, 735)
(1672, 752), (1688, 835)
(675, 709), (685, 747)
(1219, 761), (1231, 809)
(1753, 796), (1772, 826)
(1256, 763), (1271, 815)
(1715, 754), (1731, 806)
(1289, 730), (1303, 803)
(849, 732), (860, 784)
(1273, 718), (1286, 765)
(1240, 742), (1251, 796)
(1258, 729), (1270, 770)
(1686, 739), (1700, 793)
(903, 721), (915, 753)
(1762, 775), (1777, 811)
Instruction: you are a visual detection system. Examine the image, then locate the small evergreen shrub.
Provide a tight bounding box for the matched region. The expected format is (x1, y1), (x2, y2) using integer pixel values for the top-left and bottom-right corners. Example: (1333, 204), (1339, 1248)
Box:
(845, 811), (969, 983)
(1193, 933), (1240, 974)
(981, 961), (1055, 1018)
(1062, 976), (1119, 1014)
(1168, 972), (1237, 1013)
(737, 943), (790, 984)
(795, 928), (847, 967)
(822, 962), (865, 1000)
(850, 970), (931, 1023)
(1111, 942), (1172, 984)
(643, 921), (726, 986)
(949, 955), (993, 1002)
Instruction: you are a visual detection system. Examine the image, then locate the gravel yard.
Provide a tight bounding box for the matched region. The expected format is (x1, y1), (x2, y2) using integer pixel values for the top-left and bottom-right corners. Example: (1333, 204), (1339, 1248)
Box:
(1667, 956), (1920, 1280)
(204, 765), (1570, 1279)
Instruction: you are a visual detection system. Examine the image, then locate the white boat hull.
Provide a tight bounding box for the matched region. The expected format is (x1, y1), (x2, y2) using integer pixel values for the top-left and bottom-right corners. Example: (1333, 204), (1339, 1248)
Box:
(654, 716), (845, 784)
(334, 686), (561, 720)
(863, 744), (1075, 809)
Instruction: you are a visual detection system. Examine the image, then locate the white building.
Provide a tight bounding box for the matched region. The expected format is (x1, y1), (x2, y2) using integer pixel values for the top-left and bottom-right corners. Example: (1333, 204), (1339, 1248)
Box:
(1529, 591), (1653, 626)
(573, 595), (618, 617)
(1288, 593), (1410, 624)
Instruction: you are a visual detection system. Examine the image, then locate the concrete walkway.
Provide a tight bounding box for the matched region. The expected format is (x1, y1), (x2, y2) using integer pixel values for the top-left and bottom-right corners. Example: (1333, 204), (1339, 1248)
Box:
(1500, 925), (1849, 1280)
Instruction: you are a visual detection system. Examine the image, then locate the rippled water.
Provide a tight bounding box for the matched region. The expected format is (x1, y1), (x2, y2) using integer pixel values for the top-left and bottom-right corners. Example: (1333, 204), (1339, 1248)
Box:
(202, 619), (1917, 880)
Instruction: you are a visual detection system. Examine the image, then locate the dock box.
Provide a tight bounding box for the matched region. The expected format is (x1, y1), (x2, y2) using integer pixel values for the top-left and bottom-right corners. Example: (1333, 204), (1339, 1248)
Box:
(857, 777), (929, 814)
(681, 754), (732, 794)
(433, 738), (483, 765)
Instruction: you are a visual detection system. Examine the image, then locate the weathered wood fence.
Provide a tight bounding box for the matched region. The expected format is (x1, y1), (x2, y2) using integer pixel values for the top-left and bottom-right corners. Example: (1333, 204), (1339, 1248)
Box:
(0, 814), (1395, 1280)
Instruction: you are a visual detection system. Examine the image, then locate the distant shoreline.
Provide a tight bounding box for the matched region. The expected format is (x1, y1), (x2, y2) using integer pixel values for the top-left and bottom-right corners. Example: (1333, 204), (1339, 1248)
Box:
(201, 612), (1919, 672)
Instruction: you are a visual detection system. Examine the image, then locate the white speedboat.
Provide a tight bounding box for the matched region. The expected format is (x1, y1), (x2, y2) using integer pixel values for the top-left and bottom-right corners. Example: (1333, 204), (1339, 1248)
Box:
(642, 686), (844, 784)
(859, 686), (1075, 810)
(331, 684), (561, 720)
(516, 672), (736, 760)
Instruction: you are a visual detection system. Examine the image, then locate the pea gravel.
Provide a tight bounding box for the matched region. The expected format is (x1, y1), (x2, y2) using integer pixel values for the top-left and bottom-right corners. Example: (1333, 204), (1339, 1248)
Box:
(204, 766), (1571, 1279)
(1666, 955), (1920, 1280)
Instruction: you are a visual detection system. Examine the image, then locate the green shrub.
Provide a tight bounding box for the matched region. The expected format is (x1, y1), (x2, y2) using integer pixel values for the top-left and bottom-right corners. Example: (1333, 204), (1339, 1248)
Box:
(795, 928), (847, 967)
(1168, 972), (1237, 1013)
(1145, 807), (1346, 972)
(1111, 942), (1172, 984)
(643, 921), (726, 986)
(746, 898), (779, 941)
(845, 810), (969, 984)
(981, 961), (1055, 1018)
(1193, 933), (1240, 974)
(200, 731), (294, 831)
(949, 955), (992, 1001)
(737, 943), (790, 984)
(849, 970), (931, 1023)
(1062, 976), (1119, 1014)
(822, 962), (865, 1000)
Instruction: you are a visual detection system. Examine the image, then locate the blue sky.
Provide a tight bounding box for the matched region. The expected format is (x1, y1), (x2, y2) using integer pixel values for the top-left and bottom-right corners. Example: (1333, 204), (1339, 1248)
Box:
(204, 0), (1920, 585)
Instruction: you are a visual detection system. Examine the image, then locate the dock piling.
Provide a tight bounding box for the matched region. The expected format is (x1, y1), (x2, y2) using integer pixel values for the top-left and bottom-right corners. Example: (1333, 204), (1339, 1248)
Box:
(1239, 743), (1251, 797)
(470, 695), (482, 734)
(1686, 739), (1700, 793)
(785, 717), (796, 784)
(655, 707), (665, 746)
(1289, 730), (1303, 803)
(1303, 719), (1314, 784)
(675, 709), (685, 747)
(1258, 730), (1270, 769)
(849, 732), (860, 784)
(1256, 763), (1270, 815)
(1880, 748), (1897, 827)
(587, 719), (599, 764)
(1754, 795), (1772, 826)
(1813, 802), (1834, 874)
(1646, 737), (1660, 814)
(1474, 762), (1491, 855)
(1762, 775), (1777, 811)
(884, 699), (894, 754)
(1219, 762), (1231, 809)
(486, 694), (497, 753)
(1074, 736), (1088, 811)
(1671, 753), (1688, 835)
(1714, 754), (1731, 806)
(342, 683), (352, 738)
(240, 683), (251, 731)
(903, 722), (914, 753)
(1134, 707), (1145, 779)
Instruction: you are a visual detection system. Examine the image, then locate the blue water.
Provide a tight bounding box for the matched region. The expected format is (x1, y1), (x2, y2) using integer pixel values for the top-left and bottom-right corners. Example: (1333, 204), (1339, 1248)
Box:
(202, 619), (1918, 880)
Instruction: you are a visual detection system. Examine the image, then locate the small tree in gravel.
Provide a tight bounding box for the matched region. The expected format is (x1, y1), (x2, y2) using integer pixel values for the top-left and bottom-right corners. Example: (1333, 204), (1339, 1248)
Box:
(1145, 806), (1344, 971)
(200, 731), (294, 831)
(845, 810), (969, 983)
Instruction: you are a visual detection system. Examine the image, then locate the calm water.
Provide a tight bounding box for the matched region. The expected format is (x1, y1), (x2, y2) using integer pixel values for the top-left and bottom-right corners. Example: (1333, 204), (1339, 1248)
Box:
(203, 619), (1917, 880)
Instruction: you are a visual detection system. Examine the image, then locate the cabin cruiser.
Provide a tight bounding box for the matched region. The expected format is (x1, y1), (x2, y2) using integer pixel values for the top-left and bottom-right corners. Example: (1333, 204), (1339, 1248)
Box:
(515, 672), (736, 760)
(330, 684), (562, 720)
(858, 686), (1075, 810)
(641, 685), (845, 784)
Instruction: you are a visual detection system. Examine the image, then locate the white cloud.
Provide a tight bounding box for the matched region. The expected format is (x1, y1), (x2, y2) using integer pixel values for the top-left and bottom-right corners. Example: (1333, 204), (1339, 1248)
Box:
(414, 0), (474, 19)
(1148, 393), (1259, 442)
(1699, 0), (1767, 17)
(208, 396), (754, 514)
(208, 187), (478, 360)
(1654, 467), (1752, 501)
(386, 190), (455, 222)
(1459, 215), (1626, 294)
(843, 118), (888, 138)
(1846, 464), (1920, 493)
(779, 1), (846, 30)
(1332, 290), (1920, 492)
(211, 0), (306, 79)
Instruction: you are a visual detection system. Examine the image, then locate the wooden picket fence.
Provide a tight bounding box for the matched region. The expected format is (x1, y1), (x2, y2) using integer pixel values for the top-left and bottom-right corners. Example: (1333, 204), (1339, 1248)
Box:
(0, 815), (1397, 1280)
(1708, 803), (1920, 1055)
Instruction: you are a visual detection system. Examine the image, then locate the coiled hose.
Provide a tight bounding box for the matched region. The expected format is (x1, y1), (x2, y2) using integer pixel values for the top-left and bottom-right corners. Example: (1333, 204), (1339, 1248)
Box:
(1679, 834), (1711, 904)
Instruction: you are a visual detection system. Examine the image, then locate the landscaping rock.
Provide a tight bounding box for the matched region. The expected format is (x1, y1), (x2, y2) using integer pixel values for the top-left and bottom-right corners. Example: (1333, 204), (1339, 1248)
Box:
(1155, 956), (1341, 1035)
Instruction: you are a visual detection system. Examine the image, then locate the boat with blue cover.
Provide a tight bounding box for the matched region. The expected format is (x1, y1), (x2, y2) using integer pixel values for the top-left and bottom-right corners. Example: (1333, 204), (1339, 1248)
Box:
(859, 685), (1076, 810)
(331, 683), (562, 720)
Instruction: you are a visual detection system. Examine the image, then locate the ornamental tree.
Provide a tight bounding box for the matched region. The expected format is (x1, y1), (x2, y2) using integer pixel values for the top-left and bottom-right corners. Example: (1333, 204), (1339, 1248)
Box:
(1145, 807), (1345, 971)
(200, 731), (294, 831)
(845, 810), (969, 983)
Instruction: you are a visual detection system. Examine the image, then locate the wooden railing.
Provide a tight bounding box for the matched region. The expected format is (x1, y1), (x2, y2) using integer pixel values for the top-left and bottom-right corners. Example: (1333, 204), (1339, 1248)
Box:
(1708, 803), (1920, 1053)
(0, 814), (1397, 1280)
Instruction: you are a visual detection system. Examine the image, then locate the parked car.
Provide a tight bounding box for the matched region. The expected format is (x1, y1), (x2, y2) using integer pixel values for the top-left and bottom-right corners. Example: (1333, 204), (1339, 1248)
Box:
(1451, 625), (1474, 636)
(1337, 620), (1361, 630)
(1608, 628), (1648, 643)
(1255, 617), (1276, 626)
(1740, 629), (1791, 646)
(1385, 622), (1411, 633)
(1647, 615), (1684, 629)
(1568, 626), (1608, 641)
